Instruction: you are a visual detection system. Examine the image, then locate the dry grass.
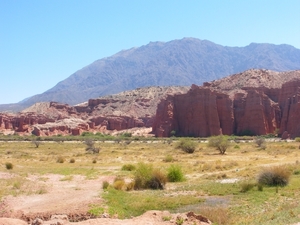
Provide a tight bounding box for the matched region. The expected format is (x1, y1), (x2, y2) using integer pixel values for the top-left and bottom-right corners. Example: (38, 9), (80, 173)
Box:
(1, 139), (300, 224)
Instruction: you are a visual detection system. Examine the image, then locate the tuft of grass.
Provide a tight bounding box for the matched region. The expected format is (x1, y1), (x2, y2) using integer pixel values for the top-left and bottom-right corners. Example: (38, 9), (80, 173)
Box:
(133, 163), (167, 190)
(199, 206), (229, 225)
(258, 166), (291, 187)
(102, 181), (110, 190)
(5, 162), (13, 170)
(240, 181), (256, 193)
(163, 155), (174, 162)
(167, 165), (184, 182)
(69, 158), (75, 163)
(56, 156), (65, 163)
(121, 164), (136, 171)
(113, 177), (126, 190)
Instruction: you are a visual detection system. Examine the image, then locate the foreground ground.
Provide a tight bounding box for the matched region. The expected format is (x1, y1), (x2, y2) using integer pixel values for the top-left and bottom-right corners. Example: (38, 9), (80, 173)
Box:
(1, 138), (300, 224)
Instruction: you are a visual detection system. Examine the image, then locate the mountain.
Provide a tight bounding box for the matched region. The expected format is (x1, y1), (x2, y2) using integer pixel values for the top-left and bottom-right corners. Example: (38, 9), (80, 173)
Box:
(2, 37), (300, 112)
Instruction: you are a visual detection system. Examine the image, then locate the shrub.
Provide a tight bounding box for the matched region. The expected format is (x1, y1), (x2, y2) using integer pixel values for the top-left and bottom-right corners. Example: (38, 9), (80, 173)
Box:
(134, 163), (153, 190)
(56, 156), (65, 163)
(147, 169), (167, 190)
(32, 140), (41, 148)
(208, 135), (230, 155)
(102, 181), (110, 190)
(240, 181), (255, 193)
(121, 164), (136, 171)
(84, 139), (100, 154)
(167, 164), (184, 182)
(133, 163), (167, 190)
(255, 137), (266, 149)
(295, 137), (300, 142)
(5, 162), (13, 170)
(69, 158), (75, 163)
(257, 166), (291, 187)
(163, 155), (174, 162)
(176, 138), (197, 153)
(92, 159), (97, 164)
(113, 177), (126, 190)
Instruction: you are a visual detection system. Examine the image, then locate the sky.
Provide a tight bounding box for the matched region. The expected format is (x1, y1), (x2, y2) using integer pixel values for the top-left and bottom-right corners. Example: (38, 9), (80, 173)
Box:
(0, 0), (300, 104)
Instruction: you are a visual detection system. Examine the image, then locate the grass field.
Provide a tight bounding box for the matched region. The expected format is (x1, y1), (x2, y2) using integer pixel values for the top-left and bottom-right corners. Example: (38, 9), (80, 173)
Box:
(1, 137), (300, 224)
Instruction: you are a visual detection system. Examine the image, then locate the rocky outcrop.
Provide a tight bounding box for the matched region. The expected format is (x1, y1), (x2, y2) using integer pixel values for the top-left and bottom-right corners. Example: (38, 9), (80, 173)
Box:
(0, 86), (188, 136)
(153, 69), (300, 138)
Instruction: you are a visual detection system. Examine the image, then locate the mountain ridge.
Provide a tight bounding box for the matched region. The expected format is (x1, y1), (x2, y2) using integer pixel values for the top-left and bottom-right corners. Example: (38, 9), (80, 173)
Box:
(1, 37), (300, 112)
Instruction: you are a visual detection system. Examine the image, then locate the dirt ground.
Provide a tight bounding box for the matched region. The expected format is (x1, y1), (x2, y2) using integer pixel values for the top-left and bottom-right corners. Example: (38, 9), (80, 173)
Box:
(0, 173), (211, 225)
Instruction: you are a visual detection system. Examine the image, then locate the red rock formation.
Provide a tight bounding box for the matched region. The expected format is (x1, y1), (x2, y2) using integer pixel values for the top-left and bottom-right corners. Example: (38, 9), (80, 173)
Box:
(153, 70), (300, 138)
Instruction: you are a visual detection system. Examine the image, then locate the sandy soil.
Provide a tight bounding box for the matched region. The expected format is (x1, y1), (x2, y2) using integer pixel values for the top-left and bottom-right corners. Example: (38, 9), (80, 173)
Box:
(0, 173), (211, 225)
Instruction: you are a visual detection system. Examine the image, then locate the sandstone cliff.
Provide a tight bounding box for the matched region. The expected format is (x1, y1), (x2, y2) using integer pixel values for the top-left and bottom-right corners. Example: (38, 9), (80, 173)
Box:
(152, 69), (300, 138)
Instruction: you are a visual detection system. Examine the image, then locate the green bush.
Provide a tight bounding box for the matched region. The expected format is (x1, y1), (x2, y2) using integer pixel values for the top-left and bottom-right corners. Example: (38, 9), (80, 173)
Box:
(5, 162), (13, 170)
(208, 135), (230, 155)
(113, 177), (126, 190)
(257, 166), (291, 187)
(295, 137), (300, 142)
(102, 181), (110, 190)
(167, 164), (184, 182)
(133, 163), (167, 190)
(134, 163), (153, 190)
(176, 138), (197, 153)
(240, 181), (255, 193)
(121, 164), (136, 171)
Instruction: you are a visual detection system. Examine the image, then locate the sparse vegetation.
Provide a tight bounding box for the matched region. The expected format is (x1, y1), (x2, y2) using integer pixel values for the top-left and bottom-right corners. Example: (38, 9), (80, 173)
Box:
(133, 163), (167, 190)
(167, 164), (184, 182)
(5, 162), (13, 170)
(176, 138), (197, 153)
(1, 138), (300, 224)
(56, 156), (65, 163)
(208, 135), (230, 154)
(257, 166), (291, 187)
(255, 137), (266, 149)
(84, 139), (100, 154)
(121, 164), (136, 171)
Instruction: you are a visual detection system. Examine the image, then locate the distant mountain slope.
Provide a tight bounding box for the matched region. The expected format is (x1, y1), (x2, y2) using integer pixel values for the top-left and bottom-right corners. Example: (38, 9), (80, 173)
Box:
(4, 38), (300, 111)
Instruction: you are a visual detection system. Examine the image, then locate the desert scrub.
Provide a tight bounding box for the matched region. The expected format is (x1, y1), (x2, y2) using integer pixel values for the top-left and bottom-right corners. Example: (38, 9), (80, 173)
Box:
(5, 162), (13, 170)
(163, 155), (174, 162)
(121, 164), (136, 171)
(56, 156), (65, 163)
(102, 181), (110, 190)
(133, 163), (167, 190)
(258, 166), (291, 187)
(167, 164), (184, 182)
(69, 158), (75, 163)
(208, 135), (230, 154)
(113, 177), (126, 190)
(239, 181), (256, 193)
(176, 138), (197, 153)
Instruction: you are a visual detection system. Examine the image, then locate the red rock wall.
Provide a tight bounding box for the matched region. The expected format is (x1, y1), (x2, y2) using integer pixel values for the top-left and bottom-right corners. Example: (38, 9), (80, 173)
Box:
(279, 80), (300, 138)
(153, 82), (299, 138)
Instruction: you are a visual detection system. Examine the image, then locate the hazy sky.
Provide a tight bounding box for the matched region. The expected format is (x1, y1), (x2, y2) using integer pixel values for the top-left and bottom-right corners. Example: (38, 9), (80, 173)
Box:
(1, 0), (299, 104)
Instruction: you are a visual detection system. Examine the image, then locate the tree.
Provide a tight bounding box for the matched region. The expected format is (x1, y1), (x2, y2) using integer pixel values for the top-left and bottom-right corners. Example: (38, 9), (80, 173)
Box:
(84, 139), (100, 154)
(208, 135), (230, 155)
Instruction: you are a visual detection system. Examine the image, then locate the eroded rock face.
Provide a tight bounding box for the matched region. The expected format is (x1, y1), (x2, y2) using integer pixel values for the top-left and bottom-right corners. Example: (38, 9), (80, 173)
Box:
(0, 86), (188, 136)
(153, 69), (300, 138)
